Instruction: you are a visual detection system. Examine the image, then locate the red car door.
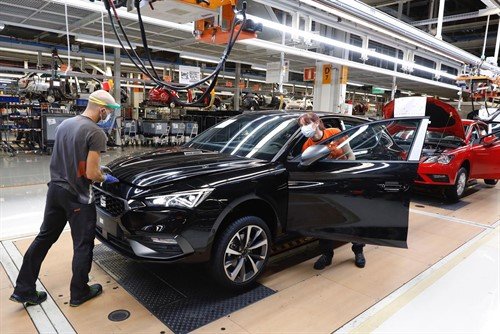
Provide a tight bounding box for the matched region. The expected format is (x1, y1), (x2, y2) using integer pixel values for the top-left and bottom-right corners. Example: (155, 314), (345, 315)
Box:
(470, 124), (500, 180)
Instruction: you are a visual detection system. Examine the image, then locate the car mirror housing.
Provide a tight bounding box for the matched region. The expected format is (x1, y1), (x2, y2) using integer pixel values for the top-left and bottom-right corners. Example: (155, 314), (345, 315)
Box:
(300, 145), (331, 167)
(481, 135), (496, 147)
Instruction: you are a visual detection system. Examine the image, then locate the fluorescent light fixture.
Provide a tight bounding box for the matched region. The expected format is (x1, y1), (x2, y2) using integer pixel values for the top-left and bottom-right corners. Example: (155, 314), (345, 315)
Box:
(49, 0), (193, 32)
(76, 37), (135, 49)
(0, 73), (23, 78)
(239, 38), (460, 91)
(283, 83), (309, 88)
(251, 65), (267, 72)
(295, 0), (490, 69)
(348, 82), (364, 87)
(180, 52), (219, 64)
(0, 47), (38, 55)
(0, 23), (5, 31)
(247, 14), (458, 80)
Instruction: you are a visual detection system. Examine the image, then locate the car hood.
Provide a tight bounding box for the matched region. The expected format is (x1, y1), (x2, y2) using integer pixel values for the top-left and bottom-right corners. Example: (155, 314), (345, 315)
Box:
(106, 147), (267, 189)
(383, 97), (465, 140)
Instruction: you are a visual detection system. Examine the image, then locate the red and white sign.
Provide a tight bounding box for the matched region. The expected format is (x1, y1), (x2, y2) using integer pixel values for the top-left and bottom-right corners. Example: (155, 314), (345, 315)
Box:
(303, 67), (316, 82)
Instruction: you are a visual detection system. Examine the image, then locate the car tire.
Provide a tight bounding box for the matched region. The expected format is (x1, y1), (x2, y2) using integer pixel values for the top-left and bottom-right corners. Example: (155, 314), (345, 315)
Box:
(444, 167), (468, 202)
(210, 216), (271, 291)
(484, 179), (498, 186)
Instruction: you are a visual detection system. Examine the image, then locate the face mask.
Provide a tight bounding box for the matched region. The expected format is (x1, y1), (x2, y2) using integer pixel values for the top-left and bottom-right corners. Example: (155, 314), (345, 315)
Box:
(98, 109), (112, 124)
(301, 123), (316, 138)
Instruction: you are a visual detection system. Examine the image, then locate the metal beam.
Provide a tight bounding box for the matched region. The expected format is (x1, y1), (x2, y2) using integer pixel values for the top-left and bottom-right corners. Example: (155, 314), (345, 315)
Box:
(20, 2), (51, 24)
(59, 12), (102, 33)
(435, 0), (446, 40)
(412, 8), (500, 26)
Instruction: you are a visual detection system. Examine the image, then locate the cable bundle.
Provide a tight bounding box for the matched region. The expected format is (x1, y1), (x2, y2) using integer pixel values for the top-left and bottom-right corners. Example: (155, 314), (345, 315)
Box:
(104, 0), (247, 107)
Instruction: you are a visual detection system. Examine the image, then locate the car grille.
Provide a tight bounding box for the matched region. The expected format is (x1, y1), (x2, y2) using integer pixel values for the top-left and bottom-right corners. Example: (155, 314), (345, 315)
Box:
(93, 188), (126, 217)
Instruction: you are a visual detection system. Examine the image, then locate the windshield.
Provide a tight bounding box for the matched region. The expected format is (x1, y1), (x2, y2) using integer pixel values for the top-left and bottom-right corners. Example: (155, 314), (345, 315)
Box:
(185, 113), (299, 161)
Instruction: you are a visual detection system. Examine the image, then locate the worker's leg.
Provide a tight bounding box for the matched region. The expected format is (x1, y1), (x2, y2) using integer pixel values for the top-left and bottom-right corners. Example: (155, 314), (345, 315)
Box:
(313, 239), (335, 270)
(67, 200), (97, 301)
(13, 184), (68, 298)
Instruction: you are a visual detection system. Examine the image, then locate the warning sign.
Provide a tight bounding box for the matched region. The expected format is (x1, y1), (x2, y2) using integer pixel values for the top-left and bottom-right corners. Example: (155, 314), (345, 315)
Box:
(303, 67), (316, 82)
(323, 64), (332, 84)
(340, 66), (348, 85)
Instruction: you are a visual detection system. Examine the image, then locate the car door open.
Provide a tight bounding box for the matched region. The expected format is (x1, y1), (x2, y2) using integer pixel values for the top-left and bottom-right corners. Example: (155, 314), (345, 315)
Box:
(286, 117), (429, 248)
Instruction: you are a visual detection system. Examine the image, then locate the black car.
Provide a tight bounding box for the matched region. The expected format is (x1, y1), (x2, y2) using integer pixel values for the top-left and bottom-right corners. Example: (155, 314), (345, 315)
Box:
(94, 111), (429, 289)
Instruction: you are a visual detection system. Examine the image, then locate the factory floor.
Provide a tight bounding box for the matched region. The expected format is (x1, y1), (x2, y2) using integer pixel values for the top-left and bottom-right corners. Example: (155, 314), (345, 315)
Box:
(1, 149), (499, 334)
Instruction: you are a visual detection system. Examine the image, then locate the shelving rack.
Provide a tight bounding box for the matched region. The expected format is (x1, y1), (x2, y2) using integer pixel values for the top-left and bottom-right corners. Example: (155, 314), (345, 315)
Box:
(0, 100), (78, 155)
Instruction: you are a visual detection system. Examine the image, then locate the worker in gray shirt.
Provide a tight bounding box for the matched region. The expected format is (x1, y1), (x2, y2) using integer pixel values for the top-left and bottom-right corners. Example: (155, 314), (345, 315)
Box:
(10, 90), (120, 307)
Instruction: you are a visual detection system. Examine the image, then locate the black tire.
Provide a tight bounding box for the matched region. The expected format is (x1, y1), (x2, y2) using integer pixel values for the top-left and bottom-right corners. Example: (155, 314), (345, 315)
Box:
(210, 216), (271, 291)
(484, 179), (498, 186)
(444, 167), (468, 202)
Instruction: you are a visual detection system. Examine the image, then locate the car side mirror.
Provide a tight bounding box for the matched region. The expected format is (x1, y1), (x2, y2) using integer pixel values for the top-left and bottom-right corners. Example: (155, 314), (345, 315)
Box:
(299, 145), (331, 167)
(481, 135), (496, 147)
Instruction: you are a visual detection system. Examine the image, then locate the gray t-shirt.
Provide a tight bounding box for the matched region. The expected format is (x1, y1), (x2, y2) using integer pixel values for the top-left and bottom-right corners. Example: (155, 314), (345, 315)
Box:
(50, 115), (107, 204)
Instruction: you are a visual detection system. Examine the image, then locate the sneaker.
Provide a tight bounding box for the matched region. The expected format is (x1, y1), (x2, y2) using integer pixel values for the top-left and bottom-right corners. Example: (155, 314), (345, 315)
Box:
(69, 284), (102, 307)
(354, 252), (366, 268)
(10, 291), (47, 305)
(313, 254), (333, 270)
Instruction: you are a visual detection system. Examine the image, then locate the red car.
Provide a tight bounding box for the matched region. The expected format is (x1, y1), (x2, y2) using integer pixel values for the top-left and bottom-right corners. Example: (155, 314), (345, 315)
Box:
(384, 97), (500, 202)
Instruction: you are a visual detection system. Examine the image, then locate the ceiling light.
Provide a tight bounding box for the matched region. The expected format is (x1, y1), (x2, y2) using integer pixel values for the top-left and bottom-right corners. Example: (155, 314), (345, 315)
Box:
(0, 73), (23, 78)
(296, 0), (495, 70)
(247, 14), (458, 80)
(251, 65), (267, 72)
(50, 0), (192, 32)
(180, 52), (219, 64)
(240, 39), (460, 91)
(347, 82), (364, 87)
(0, 23), (5, 32)
(0, 47), (38, 55)
(76, 37), (135, 50)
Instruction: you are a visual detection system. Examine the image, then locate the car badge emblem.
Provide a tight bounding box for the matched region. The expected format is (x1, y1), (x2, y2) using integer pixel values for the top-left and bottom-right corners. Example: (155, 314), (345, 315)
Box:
(100, 196), (107, 208)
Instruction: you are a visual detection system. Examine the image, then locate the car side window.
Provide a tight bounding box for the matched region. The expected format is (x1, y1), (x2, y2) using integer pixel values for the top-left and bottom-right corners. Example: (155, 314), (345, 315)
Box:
(470, 126), (481, 145)
(318, 119), (422, 161)
(341, 118), (366, 131)
(287, 117), (343, 159)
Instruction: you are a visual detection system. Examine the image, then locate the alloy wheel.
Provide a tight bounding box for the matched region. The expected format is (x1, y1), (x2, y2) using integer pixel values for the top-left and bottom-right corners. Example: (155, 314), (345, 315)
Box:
(223, 225), (268, 283)
(456, 172), (466, 196)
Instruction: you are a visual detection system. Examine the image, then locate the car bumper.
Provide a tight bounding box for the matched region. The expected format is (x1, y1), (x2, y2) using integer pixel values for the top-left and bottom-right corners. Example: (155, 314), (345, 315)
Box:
(415, 163), (456, 185)
(96, 208), (195, 262)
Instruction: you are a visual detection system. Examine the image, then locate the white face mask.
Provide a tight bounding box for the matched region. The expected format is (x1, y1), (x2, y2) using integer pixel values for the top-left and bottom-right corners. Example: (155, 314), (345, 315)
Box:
(99, 109), (112, 124)
(301, 123), (316, 138)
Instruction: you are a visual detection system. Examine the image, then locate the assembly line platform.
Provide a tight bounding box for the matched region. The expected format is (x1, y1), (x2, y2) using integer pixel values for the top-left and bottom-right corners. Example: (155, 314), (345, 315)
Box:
(1, 184), (499, 334)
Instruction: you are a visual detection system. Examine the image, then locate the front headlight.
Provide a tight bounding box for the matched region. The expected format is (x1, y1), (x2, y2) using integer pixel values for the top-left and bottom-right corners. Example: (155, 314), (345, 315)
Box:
(145, 188), (214, 208)
(425, 154), (454, 164)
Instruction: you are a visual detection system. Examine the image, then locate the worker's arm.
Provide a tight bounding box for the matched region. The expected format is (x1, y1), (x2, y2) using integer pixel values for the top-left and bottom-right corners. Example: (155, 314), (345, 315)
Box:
(86, 150), (105, 182)
(86, 151), (119, 183)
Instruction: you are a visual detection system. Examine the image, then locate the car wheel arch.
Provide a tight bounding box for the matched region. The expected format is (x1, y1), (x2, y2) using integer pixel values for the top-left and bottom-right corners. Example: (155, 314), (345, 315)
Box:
(210, 195), (281, 249)
(452, 159), (470, 183)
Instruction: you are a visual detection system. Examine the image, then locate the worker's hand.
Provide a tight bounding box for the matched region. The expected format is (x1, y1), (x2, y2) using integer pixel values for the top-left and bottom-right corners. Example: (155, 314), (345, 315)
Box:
(103, 174), (119, 184)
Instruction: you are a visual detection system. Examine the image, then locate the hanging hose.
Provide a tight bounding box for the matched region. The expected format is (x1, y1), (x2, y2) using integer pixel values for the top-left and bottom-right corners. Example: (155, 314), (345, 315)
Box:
(103, 0), (247, 106)
(64, 3), (71, 72)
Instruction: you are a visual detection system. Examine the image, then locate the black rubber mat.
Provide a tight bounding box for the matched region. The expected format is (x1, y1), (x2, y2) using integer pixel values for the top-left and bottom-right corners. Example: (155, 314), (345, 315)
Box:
(93, 244), (275, 334)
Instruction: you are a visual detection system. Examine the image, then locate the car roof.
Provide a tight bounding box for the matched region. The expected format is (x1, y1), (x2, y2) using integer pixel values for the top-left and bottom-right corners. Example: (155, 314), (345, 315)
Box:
(241, 110), (370, 122)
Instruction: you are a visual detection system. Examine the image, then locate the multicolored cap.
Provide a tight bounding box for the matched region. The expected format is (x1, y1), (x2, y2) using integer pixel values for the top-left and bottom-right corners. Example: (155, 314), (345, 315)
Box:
(88, 90), (120, 109)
